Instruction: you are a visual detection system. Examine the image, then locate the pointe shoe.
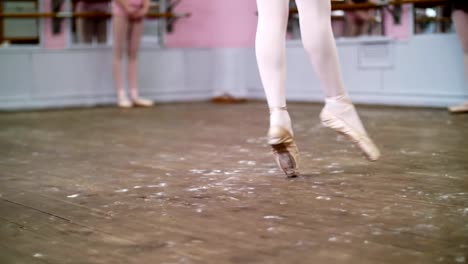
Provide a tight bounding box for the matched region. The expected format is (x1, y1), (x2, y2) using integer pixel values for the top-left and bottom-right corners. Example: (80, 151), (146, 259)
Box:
(320, 103), (380, 161)
(132, 97), (154, 107)
(448, 102), (468, 113)
(117, 97), (133, 108)
(267, 126), (300, 178)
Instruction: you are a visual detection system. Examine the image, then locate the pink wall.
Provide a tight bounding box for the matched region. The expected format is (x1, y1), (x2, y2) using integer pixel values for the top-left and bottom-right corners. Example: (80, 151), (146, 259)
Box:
(166, 1), (414, 48)
(384, 4), (413, 40)
(39, 1), (413, 49)
(43, 0), (66, 49)
(165, 0), (258, 48)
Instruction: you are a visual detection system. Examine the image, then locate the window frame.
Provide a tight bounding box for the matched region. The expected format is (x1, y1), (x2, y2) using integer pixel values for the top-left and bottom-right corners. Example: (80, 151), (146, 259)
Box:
(1, 0), (41, 46)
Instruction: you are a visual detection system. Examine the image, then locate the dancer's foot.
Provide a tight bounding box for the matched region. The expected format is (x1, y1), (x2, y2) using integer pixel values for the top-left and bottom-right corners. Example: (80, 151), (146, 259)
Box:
(448, 102), (468, 113)
(320, 96), (380, 161)
(132, 97), (154, 107)
(117, 95), (132, 108)
(268, 107), (300, 178)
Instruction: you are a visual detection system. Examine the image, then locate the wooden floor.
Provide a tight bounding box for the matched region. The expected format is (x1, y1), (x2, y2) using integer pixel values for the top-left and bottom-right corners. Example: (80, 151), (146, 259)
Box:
(0, 102), (467, 264)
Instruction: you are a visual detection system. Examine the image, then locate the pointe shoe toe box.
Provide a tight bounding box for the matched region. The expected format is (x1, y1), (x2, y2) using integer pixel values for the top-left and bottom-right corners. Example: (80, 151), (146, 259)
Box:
(267, 126), (300, 177)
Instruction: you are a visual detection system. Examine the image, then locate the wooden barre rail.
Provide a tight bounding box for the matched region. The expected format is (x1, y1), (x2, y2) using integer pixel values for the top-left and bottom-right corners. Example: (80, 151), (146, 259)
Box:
(0, 12), (190, 19)
(415, 17), (452, 23)
(0, 0), (449, 19)
(290, 0), (450, 12)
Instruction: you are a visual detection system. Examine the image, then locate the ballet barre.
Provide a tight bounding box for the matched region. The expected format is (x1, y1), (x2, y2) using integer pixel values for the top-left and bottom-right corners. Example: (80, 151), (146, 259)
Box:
(415, 16), (452, 23)
(288, 0), (449, 28)
(289, 0), (448, 12)
(0, 12), (191, 19)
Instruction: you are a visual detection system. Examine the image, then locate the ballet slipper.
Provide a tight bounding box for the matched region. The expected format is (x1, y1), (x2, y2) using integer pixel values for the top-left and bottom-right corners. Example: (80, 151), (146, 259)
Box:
(448, 102), (468, 113)
(268, 107), (300, 178)
(132, 97), (154, 107)
(117, 97), (133, 108)
(320, 101), (380, 161)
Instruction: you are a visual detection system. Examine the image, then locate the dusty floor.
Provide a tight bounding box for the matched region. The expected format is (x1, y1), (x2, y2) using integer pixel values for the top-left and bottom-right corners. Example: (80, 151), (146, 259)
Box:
(0, 102), (467, 264)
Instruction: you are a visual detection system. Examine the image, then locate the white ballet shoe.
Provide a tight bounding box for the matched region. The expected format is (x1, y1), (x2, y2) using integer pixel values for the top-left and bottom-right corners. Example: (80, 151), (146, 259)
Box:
(117, 97), (133, 108)
(320, 102), (380, 161)
(448, 102), (468, 113)
(132, 97), (154, 107)
(268, 107), (300, 178)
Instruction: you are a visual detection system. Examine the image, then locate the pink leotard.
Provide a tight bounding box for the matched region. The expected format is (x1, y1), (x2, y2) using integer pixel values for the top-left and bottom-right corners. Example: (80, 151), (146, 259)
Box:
(112, 0), (144, 16)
